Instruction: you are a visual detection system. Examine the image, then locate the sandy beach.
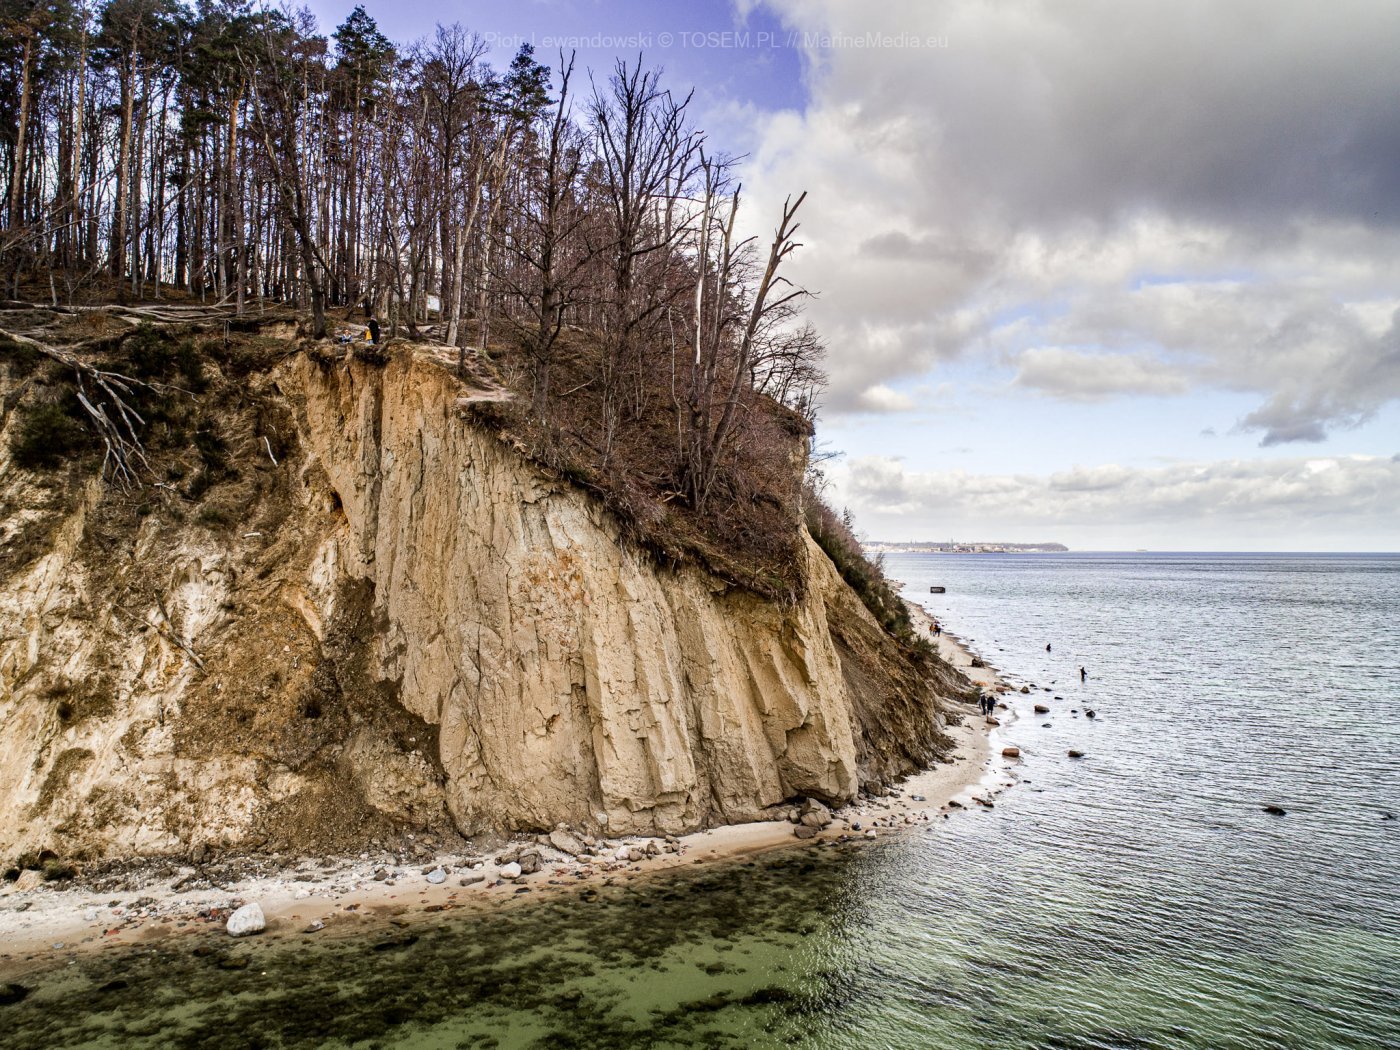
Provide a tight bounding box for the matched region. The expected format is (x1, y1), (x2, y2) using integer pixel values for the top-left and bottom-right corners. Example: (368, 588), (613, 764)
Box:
(0, 611), (1021, 979)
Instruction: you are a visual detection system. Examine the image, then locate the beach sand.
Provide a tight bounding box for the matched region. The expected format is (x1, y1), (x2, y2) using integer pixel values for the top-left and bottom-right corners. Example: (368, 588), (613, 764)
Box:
(0, 611), (1021, 977)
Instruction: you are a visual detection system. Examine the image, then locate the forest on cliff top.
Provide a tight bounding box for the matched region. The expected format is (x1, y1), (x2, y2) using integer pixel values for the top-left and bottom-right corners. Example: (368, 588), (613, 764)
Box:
(1, 0), (918, 642)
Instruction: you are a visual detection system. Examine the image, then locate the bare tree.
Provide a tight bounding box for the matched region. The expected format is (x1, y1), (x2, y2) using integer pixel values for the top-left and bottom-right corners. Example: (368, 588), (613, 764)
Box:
(589, 56), (699, 459)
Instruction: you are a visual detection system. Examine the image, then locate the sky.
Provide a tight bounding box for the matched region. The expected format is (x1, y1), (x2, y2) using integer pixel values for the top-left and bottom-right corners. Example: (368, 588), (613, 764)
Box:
(300, 0), (1400, 551)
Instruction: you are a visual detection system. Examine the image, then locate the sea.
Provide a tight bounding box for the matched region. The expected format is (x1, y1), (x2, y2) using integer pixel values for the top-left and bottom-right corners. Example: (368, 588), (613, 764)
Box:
(4, 552), (1398, 1049)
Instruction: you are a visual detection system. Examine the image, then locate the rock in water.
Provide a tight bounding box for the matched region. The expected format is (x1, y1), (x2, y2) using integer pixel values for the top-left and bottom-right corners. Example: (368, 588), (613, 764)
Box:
(1262, 805), (1287, 816)
(425, 867), (446, 884)
(498, 862), (522, 881)
(1067, 749), (1085, 759)
(1001, 746), (1021, 758)
(226, 902), (266, 937)
(1034, 704), (1050, 713)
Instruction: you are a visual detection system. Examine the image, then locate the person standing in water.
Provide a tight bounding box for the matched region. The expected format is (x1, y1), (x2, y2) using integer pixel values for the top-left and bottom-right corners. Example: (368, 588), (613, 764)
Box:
(1080, 666), (1088, 682)
(1046, 643), (1052, 652)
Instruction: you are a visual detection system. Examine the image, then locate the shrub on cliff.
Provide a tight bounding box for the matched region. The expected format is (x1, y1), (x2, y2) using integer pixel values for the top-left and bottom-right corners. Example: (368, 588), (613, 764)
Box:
(806, 495), (922, 650)
(462, 326), (814, 603)
(10, 398), (94, 469)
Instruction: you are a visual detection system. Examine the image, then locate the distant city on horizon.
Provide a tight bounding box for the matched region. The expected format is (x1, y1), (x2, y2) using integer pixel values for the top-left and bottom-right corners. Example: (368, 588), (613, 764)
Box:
(863, 541), (1071, 554)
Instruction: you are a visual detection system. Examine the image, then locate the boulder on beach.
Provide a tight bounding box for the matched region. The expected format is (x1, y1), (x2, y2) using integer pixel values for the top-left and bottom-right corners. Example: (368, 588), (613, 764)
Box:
(426, 867), (447, 884)
(498, 862), (522, 880)
(548, 829), (586, 856)
(226, 902), (265, 937)
(799, 798), (833, 828)
(793, 825), (819, 839)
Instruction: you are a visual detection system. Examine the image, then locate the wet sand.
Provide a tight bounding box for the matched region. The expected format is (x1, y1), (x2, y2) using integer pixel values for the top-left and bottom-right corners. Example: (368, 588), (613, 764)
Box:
(0, 611), (1020, 978)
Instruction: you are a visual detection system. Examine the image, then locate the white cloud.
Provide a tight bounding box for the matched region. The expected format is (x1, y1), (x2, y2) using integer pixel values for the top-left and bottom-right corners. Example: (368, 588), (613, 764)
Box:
(739, 0), (1400, 441)
(854, 384), (916, 413)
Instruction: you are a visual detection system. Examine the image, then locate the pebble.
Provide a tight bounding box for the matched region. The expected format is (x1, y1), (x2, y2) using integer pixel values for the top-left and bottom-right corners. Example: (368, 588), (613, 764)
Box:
(498, 862), (522, 881)
(425, 867), (447, 885)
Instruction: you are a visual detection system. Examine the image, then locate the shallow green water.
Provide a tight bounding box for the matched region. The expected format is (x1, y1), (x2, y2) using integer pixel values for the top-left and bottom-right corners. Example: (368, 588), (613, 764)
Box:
(4, 847), (890, 1049)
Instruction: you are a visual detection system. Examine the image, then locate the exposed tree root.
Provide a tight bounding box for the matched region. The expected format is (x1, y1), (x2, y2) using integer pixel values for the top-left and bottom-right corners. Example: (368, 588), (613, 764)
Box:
(1, 323), (157, 486)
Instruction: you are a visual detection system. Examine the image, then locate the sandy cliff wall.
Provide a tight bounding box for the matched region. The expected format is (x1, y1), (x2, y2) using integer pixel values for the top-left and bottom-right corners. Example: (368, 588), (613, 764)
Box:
(0, 347), (958, 863)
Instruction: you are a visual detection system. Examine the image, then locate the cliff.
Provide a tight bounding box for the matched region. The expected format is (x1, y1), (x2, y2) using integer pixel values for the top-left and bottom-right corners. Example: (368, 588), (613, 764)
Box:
(0, 330), (965, 864)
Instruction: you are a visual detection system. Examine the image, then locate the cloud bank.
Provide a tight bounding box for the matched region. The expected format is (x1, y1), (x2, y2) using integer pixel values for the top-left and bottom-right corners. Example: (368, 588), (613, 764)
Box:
(835, 454), (1400, 549)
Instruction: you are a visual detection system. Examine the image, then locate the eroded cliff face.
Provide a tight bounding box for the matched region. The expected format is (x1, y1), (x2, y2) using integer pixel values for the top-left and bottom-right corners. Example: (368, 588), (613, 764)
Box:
(0, 346), (961, 863)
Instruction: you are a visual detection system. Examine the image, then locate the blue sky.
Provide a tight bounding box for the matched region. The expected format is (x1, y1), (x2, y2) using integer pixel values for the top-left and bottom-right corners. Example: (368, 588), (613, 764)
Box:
(298, 0), (1400, 551)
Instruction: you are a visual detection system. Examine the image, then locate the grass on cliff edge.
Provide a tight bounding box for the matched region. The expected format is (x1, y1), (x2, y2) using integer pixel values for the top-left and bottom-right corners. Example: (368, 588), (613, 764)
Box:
(450, 324), (807, 603)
